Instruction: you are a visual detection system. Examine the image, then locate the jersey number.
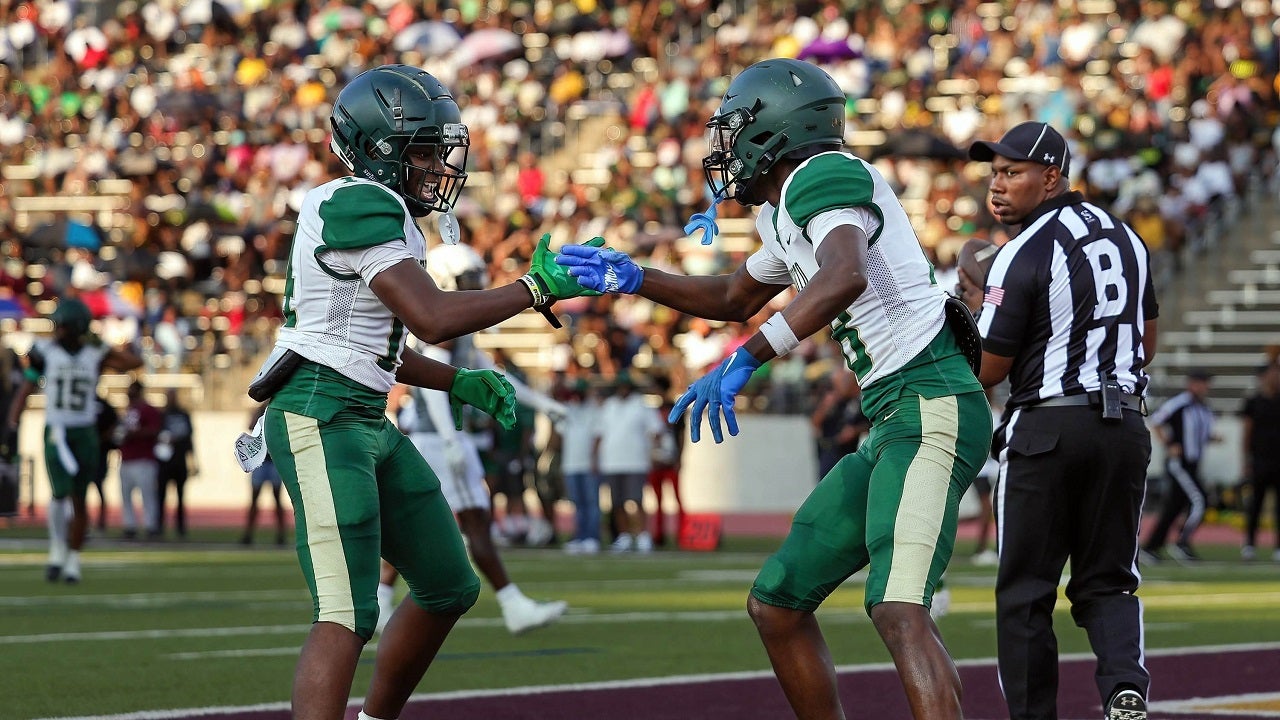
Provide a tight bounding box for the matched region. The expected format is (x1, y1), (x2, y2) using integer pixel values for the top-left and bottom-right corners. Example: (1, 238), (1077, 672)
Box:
(53, 376), (92, 412)
(1083, 239), (1127, 321)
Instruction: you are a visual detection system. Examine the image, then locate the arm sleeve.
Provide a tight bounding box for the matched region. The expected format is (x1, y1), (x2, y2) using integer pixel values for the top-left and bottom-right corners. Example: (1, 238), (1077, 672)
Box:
(1149, 393), (1188, 427)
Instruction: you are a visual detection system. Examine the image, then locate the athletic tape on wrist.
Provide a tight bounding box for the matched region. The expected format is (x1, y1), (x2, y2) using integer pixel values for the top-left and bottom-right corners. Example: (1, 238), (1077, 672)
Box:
(518, 274), (545, 307)
(760, 313), (800, 357)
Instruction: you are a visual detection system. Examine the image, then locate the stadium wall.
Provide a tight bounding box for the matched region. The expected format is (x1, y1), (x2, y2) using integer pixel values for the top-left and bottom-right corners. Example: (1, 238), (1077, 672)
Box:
(13, 410), (1245, 519)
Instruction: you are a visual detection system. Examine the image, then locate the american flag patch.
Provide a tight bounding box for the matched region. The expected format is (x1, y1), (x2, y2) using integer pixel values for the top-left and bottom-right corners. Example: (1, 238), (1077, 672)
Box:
(986, 286), (1005, 306)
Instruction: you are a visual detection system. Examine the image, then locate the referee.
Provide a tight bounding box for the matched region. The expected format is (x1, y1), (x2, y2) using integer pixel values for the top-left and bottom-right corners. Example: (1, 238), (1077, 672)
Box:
(963, 122), (1158, 720)
(1140, 370), (1216, 563)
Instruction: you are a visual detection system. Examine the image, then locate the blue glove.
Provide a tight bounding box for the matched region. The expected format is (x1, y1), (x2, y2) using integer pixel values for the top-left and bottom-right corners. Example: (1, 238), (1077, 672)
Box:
(684, 191), (726, 246)
(554, 242), (644, 294)
(668, 347), (762, 444)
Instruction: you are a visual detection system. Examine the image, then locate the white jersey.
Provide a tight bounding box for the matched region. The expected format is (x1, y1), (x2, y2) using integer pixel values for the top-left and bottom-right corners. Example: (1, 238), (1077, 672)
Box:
(30, 339), (108, 428)
(745, 151), (947, 390)
(274, 177), (424, 392)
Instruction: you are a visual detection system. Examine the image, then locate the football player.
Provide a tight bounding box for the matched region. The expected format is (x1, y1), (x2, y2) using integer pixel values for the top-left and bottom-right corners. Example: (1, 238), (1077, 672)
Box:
(252, 65), (594, 720)
(4, 297), (143, 584)
(556, 58), (991, 719)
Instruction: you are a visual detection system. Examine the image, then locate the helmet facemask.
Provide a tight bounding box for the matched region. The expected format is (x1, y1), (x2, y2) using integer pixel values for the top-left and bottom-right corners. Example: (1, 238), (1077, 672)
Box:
(702, 101), (789, 206)
(399, 123), (469, 216)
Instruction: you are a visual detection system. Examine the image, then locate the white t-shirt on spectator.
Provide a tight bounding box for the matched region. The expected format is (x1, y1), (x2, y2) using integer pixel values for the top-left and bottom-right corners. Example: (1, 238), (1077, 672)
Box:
(558, 400), (602, 475)
(597, 394), (662, 475)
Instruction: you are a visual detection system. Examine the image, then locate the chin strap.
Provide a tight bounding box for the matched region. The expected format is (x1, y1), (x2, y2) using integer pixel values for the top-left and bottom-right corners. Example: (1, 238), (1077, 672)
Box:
(684, 190), (727, 246)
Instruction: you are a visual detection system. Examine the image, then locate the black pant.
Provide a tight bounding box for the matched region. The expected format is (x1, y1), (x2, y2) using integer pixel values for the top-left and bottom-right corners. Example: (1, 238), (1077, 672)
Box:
(156, 461), (189, 536)
(994, 404), (1151, 719)
(1144, 457), (1206, 551)
(1246, 463), (1280, 547)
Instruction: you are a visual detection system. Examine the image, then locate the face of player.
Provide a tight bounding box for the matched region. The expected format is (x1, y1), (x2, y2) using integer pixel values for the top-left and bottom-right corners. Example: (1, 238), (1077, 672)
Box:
(986, 156), (1059, 226)
(53, 323), (83, 351)
(403, 144), (450, 208)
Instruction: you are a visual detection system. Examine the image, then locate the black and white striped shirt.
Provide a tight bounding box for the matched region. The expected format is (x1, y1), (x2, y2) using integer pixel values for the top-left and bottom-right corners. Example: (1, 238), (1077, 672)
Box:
(1151, 391), (1214, 462)
(977, 191), (1159, 409)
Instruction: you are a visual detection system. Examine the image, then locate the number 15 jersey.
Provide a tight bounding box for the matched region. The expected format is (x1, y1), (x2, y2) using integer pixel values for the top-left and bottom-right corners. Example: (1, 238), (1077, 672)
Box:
(28, 340), (108, 429)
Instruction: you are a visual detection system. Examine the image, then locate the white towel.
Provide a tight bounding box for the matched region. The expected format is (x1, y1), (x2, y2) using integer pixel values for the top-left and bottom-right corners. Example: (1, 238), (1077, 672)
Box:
(49, 424), (79, 475)
(233, 414), (268, 472)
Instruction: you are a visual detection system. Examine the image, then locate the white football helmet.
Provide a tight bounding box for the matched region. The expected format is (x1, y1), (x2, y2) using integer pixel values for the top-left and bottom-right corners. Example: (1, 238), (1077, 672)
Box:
(426, 243), (489, 291)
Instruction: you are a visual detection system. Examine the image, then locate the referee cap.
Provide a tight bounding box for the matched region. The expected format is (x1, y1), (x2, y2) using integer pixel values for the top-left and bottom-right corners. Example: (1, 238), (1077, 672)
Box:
(969, 121), (1070, 173)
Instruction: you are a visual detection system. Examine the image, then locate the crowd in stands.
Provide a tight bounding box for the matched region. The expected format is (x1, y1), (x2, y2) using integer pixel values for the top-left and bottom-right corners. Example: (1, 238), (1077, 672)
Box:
(2, 0), (1278, 417)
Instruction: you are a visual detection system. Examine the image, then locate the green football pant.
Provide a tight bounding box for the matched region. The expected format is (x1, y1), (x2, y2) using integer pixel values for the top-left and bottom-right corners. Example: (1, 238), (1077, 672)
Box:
(44, 425), (99, 501)
(266, 408), (480, 639)
(752, 390), (990, 615)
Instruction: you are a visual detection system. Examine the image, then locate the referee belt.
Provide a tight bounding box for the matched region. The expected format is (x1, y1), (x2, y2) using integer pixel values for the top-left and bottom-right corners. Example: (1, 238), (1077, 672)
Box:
(1030, 392), (1143, 411)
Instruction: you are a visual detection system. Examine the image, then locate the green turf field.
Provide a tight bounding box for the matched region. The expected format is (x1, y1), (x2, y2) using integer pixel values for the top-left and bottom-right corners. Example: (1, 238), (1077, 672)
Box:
(2, 530), (1278, 719)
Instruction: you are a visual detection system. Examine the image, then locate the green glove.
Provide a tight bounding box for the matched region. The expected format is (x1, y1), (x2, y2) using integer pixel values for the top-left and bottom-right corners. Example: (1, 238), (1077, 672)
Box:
(448, 368), (518, 431)
(522, 234), (605, 307)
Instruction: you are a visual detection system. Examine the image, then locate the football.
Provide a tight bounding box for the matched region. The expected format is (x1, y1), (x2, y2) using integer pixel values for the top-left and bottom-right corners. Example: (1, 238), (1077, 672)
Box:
(957, 238), (999, 288)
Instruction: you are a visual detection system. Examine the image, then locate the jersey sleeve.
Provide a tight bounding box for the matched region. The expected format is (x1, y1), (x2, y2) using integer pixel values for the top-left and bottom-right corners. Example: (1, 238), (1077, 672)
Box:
(326, 243), (417, 283)
(806, 207), (879, 252)
(745, 204), (794, 285)
(782, 153), (878, 240)
(317, 182), (409, 251)
(977, 242), (1041, 357)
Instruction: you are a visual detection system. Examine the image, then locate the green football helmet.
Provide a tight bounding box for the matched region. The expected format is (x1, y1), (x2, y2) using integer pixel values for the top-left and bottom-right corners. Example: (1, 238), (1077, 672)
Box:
(329, 64), (469, 217)
(703, 58), (846, 205)
(50, 297), (92, 337)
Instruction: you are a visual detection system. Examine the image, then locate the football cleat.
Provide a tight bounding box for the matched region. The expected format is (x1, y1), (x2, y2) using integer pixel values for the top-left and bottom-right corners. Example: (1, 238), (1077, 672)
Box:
(502, 596), (568, 636)
(1105, 688), (1147, 720)
(45, 565), (62, 583)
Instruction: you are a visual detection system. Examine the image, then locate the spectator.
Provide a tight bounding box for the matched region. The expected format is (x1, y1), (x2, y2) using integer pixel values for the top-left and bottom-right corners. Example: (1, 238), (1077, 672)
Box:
(1240, 361), (1280, 562)
(809, 372), (869, 481)
(117, 380), (163, 541)
(154, 388), (196, 539)
(240, 403), (287, 547)
(559, 378), (604, 554)
(91, 394), (119, 534)
(595, 372), (664, 554)
(648, 394), (685, 548)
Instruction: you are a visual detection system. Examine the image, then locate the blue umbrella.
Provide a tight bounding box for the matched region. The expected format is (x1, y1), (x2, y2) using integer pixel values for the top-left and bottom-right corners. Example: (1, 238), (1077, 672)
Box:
(65, 220), (102, 251)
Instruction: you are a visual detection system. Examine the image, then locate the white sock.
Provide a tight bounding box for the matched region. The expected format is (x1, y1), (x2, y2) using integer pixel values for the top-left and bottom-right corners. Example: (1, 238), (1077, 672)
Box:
(47, 499), (68, 565)
(377, 582), (395, 607)
(63, 550), (81, 579)
(495, 584), (524, 606)
(357, 711), (393, 720)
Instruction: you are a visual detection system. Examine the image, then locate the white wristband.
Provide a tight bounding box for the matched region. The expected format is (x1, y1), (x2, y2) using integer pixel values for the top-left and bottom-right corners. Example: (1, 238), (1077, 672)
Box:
(760, 313), (800, 357)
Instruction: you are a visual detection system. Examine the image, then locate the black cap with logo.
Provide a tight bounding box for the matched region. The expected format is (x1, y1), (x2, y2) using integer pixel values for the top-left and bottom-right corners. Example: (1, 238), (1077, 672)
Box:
(969, 121), (1070, 173)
